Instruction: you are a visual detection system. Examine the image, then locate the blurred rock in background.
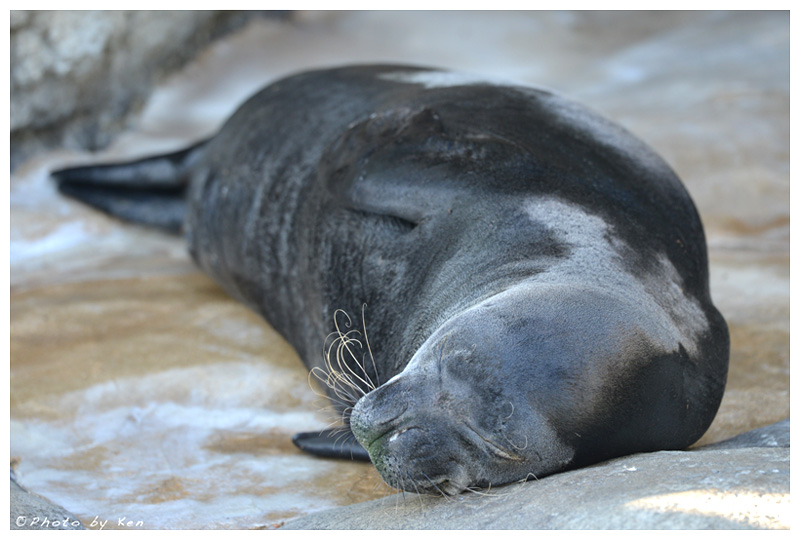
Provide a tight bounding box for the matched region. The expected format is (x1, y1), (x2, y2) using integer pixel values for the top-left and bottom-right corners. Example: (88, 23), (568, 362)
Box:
(10, 10), (289, 171)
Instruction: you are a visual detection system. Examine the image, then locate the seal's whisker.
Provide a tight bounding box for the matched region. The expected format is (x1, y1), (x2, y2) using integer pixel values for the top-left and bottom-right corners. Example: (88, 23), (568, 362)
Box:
(330, 315), (367, 392)
(519, 472), (538, 484)
(312, 396), (349, 418)
(464, 484), (499, 498)
(321, 418), (349, 433)
(335, 307), (380, 392)
(421, 472), (450, 500)
(314, 406), (347, 428)
(509, 472), (538, 495)
(361, 303), (380, 387)
(334, 336), (373, 395)
(325, 337), (364, 395)
(503, 401), (515, 420)
(377, 479), (399, 496)
(315, 409), (346, 429)
(307, 369), (355, 404)
(336, 327), (379, 393)
(310, 369), (361, 406)
(332, 429), (353, 450)
(318, 405), (352, 428)
(312, 307), (383, 413)
(507, 433), (529, 451)
(407, 473), (428, 513)
(398, 475), (407, 504)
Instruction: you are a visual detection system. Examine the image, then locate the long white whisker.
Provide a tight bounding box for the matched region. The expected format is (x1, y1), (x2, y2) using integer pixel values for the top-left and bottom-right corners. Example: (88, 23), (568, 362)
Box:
(362, 303), (380, 387)
(309, 307), (381, 414)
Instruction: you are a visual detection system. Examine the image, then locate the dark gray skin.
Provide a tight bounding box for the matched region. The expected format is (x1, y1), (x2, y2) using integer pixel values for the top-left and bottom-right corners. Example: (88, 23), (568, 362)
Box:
(54, 65), (729, 496)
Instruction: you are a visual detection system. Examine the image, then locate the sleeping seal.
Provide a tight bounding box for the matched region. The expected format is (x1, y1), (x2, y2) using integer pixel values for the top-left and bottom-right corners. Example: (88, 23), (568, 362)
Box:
(53, 64), (729, 495)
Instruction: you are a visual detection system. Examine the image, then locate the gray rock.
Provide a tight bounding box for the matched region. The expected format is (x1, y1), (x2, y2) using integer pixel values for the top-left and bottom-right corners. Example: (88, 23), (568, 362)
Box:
(9, 10), (284, 170)
(282, 419), (790, 530)
(699, 418), (789, 450)
(10, 473), (85, 530)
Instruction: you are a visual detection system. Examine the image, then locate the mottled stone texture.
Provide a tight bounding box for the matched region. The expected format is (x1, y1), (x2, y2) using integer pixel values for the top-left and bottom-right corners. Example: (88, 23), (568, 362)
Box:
(10, 10), (278, 170)
(10, 473), (85, 530)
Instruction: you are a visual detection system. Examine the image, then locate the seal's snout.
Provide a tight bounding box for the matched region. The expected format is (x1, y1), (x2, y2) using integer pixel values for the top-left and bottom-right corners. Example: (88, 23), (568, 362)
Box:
(350, 374), (473, 495)
(369, 417), (472, 495)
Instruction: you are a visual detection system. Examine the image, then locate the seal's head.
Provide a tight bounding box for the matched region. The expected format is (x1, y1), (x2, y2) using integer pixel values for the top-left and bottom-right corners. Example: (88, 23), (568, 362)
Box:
(349, 279), (721, 495)
(349, 284), (579, 495)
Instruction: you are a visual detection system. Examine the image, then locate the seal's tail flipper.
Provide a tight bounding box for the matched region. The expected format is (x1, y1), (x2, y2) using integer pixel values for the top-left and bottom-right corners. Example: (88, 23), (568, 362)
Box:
(51, 139), (209, 234)
(292, 429), (371, 462)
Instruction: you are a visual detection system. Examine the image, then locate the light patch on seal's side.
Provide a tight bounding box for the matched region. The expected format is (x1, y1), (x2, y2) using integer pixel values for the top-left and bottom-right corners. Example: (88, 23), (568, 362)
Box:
(648, 251), (711, 341)
(378, 69), (512, 89)
(523, 196), (709, 355)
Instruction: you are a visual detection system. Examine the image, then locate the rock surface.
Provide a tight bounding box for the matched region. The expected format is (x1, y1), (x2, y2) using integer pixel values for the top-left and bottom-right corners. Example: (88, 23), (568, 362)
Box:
(283, 420), (790, 530)
(10, 473), (85, 530)
(10, 10), (279, 170)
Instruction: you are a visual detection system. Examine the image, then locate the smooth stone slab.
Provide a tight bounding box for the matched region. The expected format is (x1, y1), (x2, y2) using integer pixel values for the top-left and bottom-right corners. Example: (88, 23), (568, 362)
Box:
(282, 420), (790, 530)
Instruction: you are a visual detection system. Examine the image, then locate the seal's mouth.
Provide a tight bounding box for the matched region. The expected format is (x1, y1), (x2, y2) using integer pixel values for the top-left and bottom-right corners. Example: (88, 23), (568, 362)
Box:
(353, 407), (525, 496)
(373, 446), (471, 497)
(416, 473), (466, 497)
(349, 368), (532, 496)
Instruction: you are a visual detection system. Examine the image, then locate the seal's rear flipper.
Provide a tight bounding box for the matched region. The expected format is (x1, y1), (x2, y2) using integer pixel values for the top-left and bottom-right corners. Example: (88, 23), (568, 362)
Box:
(51, 139), (209, 234)
(292, 429), (371, 462)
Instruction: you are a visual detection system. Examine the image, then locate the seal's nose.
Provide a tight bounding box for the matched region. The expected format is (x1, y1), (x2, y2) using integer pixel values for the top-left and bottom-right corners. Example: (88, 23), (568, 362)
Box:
(349, 372), (475, 494)
(350, 376), (410, 450)
(353, 395), (472, 494)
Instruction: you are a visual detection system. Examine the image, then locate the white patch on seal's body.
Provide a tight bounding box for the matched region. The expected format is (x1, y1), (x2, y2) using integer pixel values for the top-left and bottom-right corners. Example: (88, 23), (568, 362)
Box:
(378, 69), (515, 89)
(523, 196), (710, 356)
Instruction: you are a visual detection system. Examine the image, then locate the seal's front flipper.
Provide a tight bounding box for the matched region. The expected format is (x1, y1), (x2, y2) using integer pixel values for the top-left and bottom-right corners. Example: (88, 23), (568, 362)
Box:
(292, 429), (371, 461)
(51, 139), (209, 234)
